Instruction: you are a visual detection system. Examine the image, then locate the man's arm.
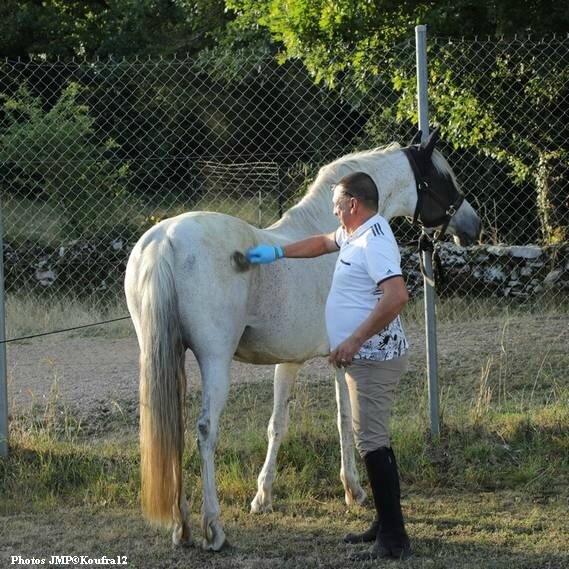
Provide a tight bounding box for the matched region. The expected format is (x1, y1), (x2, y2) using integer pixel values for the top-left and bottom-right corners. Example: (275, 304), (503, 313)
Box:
(282, 232), (339, 258)
(246, 232), (338, 264)
(329, 276), (409, 367)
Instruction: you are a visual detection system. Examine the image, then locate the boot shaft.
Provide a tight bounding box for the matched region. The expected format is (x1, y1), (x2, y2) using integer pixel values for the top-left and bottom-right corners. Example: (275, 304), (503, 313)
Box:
(364, 446), (407, 538)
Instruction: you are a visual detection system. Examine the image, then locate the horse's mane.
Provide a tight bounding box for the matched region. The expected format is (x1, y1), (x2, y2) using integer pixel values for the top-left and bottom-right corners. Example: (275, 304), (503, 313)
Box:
(431, 149), (461, 191)
(306, 142), (403, 200)
(271, 141), (458, 233)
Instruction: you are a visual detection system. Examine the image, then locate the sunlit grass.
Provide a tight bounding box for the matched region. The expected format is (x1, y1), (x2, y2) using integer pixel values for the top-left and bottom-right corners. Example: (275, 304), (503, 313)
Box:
(2, 356), (567, 568)
(5, 294), (133, 340)
(2, 191), (286, 248)
(2, 377), (567, 511)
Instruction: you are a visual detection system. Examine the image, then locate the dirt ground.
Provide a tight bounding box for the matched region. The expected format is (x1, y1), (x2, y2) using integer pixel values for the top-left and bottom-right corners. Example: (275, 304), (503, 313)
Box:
(4, 314), (568, 569)
(6, 335), (337, 415)
(6, 312), (568, 417)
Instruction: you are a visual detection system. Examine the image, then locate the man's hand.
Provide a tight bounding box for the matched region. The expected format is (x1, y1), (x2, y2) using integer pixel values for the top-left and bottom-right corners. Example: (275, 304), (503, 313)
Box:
(246, 244), (284, 264)
(329, 336), (362, 368)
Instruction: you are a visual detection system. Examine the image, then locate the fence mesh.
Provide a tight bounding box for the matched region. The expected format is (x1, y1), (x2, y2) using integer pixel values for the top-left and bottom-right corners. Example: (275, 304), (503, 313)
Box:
(1, 36), (568, 336)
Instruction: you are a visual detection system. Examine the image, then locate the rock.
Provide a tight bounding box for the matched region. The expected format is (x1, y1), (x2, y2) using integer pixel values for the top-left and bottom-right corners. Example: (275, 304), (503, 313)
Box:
(510, 246), (542, 259)
(487, 245), (511, 256)
(111, 238), (124, 251)
(35, 268), (56, 286)
(544, 269), (563, 287)
(483, 266), (506, 283)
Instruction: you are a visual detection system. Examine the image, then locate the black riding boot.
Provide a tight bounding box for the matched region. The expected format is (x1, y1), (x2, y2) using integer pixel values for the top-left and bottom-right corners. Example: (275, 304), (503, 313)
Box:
(343, 517), (379, 544)
(350, 446), (412, 561)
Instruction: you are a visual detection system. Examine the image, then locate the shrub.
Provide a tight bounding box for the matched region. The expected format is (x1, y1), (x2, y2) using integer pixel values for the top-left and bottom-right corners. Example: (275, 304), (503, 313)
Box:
(0, 82), (131, 237)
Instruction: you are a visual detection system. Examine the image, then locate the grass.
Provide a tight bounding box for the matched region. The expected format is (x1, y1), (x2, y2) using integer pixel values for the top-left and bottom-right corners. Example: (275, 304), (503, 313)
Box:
(2, 194), (147, 246)
(2, 192), (286, 248)
(5, 290), (567, 341)
(5, 294), (133, 341)
(1, 361), (568, 568)
(1, 295), (568, 567)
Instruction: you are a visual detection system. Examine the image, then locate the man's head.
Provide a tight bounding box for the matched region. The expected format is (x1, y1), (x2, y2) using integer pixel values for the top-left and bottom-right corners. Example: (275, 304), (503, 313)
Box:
(332, 172), (378, 233)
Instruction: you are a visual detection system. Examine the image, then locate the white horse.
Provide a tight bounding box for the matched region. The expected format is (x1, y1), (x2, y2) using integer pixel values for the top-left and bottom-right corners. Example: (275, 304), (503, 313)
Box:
(124, 131), (480, 551)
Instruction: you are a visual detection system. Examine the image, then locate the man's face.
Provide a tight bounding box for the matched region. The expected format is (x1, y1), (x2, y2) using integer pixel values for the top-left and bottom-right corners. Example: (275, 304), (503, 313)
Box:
(332, 185), (356, 232)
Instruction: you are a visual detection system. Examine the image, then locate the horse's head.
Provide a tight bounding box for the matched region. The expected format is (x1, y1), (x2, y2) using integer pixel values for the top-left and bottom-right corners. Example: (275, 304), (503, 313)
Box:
(403, 128), (481, 246)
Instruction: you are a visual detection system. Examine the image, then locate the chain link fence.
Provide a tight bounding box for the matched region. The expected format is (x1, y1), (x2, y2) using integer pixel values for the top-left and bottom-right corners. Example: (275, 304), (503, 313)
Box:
(1, 36), (568, 337)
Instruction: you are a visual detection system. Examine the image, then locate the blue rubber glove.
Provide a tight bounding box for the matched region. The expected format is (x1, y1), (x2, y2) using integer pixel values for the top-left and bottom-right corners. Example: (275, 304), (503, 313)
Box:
(246, 244), (284, 264)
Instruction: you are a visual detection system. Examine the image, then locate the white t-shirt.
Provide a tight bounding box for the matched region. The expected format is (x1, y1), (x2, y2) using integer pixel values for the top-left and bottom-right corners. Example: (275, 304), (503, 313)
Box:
(325, 214), (409, 361)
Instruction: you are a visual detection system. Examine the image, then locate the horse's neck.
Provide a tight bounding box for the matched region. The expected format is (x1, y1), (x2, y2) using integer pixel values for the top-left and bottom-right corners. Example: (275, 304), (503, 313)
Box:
(266, 186), (338, 240)
(266, 150), (415, 240)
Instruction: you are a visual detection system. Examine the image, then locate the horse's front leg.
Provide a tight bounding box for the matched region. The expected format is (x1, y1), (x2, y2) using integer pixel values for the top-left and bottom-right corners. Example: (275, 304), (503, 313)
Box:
(251, 362), (302, 513)
(334, 367), (367, 506)
(197, 357), (231, 551)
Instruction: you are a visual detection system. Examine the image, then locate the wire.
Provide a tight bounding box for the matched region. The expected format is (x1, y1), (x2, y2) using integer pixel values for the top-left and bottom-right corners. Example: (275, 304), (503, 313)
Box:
(0, 316), (131, 344)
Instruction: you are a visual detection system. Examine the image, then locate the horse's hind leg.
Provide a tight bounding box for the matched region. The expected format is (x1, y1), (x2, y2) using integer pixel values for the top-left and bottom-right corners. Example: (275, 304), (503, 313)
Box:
(251, 362), (302, 514)
(335, 368), (367, 506)
(172, 493), (192, 547)
(196, 356), (231, 551)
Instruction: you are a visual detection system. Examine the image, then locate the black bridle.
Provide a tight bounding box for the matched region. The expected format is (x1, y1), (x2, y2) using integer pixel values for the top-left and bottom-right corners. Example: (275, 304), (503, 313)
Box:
(402, 144), (464, 240)
(401, 136), (465, 288)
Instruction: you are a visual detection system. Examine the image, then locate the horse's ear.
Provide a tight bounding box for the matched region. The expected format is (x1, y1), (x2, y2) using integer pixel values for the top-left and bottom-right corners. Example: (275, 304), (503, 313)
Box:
(422, 126), (440, 158)
(409, 130), (422, 146)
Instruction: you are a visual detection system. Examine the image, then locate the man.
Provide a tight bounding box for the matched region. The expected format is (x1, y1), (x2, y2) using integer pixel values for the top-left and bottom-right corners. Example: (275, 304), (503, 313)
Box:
(246, 171), (412, 561)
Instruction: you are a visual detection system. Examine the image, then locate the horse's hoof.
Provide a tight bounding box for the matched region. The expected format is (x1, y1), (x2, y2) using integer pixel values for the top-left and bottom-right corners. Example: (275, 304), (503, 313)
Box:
(202, 536), (228, 552)
(202, 522), (226, 552)
(345, 487), (367, 507)
(172, 536), (194, 548)
(172, 524), (193, 548)
(250, 496), (273, 514)
(354, 488), (368, 506)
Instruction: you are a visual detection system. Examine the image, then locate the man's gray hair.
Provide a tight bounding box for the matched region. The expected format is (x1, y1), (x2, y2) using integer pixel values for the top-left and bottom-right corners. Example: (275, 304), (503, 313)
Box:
(334, 171), (378, 211)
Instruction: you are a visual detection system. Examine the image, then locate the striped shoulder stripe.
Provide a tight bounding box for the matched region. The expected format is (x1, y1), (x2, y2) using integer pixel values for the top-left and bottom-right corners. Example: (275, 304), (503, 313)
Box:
(371, 223), (384, 237)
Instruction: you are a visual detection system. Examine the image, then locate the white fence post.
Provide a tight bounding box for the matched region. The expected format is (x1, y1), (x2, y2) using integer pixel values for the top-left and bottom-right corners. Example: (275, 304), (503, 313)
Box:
(415, 24), (440, 438)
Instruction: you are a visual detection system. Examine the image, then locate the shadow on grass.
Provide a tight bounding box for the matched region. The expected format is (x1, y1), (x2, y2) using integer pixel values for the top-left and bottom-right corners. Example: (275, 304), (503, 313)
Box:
(4, 501), (567, 569)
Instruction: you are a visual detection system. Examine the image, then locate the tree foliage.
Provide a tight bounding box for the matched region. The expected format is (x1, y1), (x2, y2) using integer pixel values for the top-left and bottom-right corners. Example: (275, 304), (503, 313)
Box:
(0, 1), (567, 243)
(0, 83), (130, 236)
(0, 0), (230, 59)
(226, 0), (569, 243)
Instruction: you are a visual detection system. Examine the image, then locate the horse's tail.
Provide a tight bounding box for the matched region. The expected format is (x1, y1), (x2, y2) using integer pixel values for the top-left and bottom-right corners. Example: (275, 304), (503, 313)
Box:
(137, 237), (186, 528)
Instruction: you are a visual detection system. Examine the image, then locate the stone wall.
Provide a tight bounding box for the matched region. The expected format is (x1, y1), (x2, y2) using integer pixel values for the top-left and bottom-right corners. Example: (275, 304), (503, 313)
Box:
(4, 238), (131, 296)
(3, 239), (569, 300)
(401, 242), (569, 299)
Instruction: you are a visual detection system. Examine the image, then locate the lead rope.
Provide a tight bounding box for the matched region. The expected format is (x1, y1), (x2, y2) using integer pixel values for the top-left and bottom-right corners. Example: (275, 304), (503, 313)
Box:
(418, 232), (437, 289)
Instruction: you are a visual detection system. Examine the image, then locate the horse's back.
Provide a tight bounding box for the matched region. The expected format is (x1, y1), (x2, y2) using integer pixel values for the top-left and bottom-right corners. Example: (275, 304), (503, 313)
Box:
(125, 210), (332, 364)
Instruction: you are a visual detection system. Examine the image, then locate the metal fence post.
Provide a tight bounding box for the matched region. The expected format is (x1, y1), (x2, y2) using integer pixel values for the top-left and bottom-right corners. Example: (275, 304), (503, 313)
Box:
(0, 201), (8, 457)
(415, 24), (440, 438)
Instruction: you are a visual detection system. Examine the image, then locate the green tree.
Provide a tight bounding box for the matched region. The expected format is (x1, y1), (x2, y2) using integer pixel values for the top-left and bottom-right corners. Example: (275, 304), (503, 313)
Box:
(0, 82), (130, 237)
(226, 0), (569, 243)
(0, 0), (231, 59)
